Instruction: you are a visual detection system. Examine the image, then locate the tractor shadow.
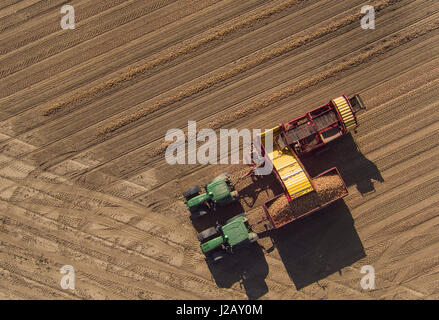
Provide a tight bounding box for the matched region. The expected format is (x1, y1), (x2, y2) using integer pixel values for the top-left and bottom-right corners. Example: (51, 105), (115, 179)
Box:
(268, 200), (365, 290)
(190, 200), (247, 232)
(237, 173), (284, 210)
(189, 189), (270, 300)
(206, 242), (269, 300)
(301, 133), (384, 195)
(189, 171), (283, 233)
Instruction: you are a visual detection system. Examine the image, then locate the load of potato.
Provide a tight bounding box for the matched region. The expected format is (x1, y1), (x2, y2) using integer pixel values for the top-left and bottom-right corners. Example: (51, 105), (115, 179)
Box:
(269, 174), (345, 225)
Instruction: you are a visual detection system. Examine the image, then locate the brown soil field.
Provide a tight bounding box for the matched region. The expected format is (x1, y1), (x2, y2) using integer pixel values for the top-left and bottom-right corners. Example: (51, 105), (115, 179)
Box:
(1, 0), (439, 300)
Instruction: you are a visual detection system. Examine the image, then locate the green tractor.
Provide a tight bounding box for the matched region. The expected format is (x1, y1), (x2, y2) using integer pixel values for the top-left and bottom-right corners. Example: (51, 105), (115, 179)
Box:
(183, 173), (239, 220)
(197, 213), (259, 263)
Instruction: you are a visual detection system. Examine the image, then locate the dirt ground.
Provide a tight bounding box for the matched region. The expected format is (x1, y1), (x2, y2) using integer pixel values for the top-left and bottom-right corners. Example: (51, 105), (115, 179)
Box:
(0, 0), (438, 299)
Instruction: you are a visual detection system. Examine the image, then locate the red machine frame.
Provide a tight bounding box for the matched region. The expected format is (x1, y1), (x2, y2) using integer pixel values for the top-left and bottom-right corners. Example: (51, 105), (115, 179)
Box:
(279, 93), (364, 155)
(250, 93), (365, 229)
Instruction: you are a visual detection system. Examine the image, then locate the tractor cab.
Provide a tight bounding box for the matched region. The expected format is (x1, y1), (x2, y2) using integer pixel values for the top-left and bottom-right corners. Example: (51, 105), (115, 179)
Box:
(206, 178), (236, 205)
(183, 173), (238, 220)
(221, 217), (252, 248)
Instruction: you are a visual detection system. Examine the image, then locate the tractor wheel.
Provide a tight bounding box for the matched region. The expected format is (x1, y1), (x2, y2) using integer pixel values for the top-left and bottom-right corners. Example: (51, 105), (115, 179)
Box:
(208, 251), (225, 263)
(190, 209), (208, 220)
(183, 185), (201, 200)
(197, 226), (220, 242)
(226, 213), (248, 224)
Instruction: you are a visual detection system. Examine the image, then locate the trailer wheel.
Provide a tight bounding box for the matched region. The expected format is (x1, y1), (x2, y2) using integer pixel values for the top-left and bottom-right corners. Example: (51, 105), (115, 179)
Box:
(226, 213), (248, 224)
(197, 226), (220, 242)
(183, 185), (201, 200)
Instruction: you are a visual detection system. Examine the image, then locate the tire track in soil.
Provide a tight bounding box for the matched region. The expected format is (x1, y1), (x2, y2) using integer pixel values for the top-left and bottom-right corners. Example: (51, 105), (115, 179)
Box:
(93, 0), (405, 134)
(69, 23), (439, 188)
(11, 2), (430, 185)
(0, 0), (263, 99)
(1, 207), (244, 299)
(0, 257), (79, 299)
(57, 12), (436, 180)
(0, 165), (278, 298)
(0, 152), (332, 298)
(0, 240), (167, 299)
(1, 174), (295, 299)
(1, 95), (428, 272)
(0, 0), (184, 79)
(0, 172), (202, 255)
(0, 0), (396, 172)
(2, 0), (439, 299)
(42, 0), (314, 116)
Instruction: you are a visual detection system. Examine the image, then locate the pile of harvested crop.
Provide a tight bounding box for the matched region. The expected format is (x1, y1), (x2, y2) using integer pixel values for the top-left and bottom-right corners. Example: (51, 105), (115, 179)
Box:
(313, 174), (346, 203)
(269, 192), (319, 225)
(268, 174), (346, 226)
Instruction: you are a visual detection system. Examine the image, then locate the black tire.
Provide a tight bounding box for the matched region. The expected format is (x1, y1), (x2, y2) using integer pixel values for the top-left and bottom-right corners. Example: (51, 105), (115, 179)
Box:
(190, 209), (208, 220)
(226, 213), (248, 224)
(183, 185), (201, 200)
(197, 226), (220, 242)
(208, 251), (225, 263)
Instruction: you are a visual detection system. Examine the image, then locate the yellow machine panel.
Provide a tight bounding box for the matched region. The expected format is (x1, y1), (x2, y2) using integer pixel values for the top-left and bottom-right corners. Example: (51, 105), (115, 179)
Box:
(333, 96), (356, 131)
(261, 127), (314, 200)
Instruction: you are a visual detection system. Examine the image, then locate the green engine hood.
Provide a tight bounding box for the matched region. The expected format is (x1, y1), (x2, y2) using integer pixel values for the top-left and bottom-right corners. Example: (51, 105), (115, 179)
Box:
(186, 193), (210, 209)
(206, 179), (230, 202)
(200, 236), (224, 253)
(221, 217), (250, 246)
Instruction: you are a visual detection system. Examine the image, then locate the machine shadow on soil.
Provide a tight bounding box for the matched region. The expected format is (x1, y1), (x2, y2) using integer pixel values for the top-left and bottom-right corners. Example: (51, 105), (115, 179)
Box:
(262, 132), (375, 289)
(268, 200), (365, 290)
(301, 133), (384, 195)
(187, 129), (380, 296)
(206, 242), (269, 300)
(191, 201), (270, 300)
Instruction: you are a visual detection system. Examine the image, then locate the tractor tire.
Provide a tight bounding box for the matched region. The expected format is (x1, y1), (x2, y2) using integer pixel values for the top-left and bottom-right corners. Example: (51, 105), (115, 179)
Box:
(197, 226), (220, 242)
(183, 185), (201, 200)
(226, 213), (248, 224)
(208, 251), (225, 263)
(190, 209), (208, 220)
